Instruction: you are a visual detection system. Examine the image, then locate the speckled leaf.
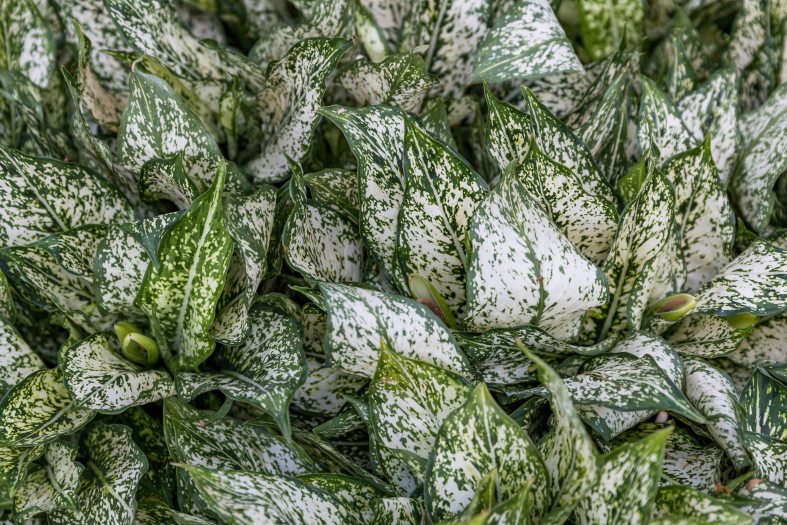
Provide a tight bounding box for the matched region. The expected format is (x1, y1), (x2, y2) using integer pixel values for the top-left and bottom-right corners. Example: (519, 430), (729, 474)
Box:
(0, 271), (13, 320)
(677, 69), (739, 187)
(592, 168), (675, 340)
(0, 0), (54, 88)
(136, 166), (233, 372)
(684, 358), (749, 470)
(665, 314), (751, 358)
(175, 305), (307, 437)
(464, 161), (608, 339)
(368, 346), (471, 480)
(400, 0), (491, 96)
(245, 38), (350, 183)
(424, 383), (549, 523)
(661, 426), (724, 491)
(163, 397), (314, 514)
(456, 324), (614, 386)
(513, 147), (618, 265)
(283, 168), (363, 283)
(398, 117), (487, 317)
(320, 282), (473, 378)
(303, 169), (359, 222)
(574, 427), (670, 525)
(178, 464), (359, 525)
(0, 443), (44, 493)
(472, 0), (582, 83)
(740, 369), (787, 441)
(117, 71), (223, 196)
(525, 349), (598, 524)
(743, 432), (787, 484)
(577, 0), (644, 60)
(319, 105), (407, 290)
(48, 424), (147, 525)
(134, 492), (214, 525)
(44, 440), (83, 509)
(0, 367), (94, 447)
(730, 94), (787, 232)
(0, 318), (44, 395)
(139, 154), (199, 209)
(638, 77), (697, 164)
(0, 146), (134, 248)
(13, 463), (67, 520)
(736, 481), (787, 523)
(62, 333), (175, 413)
(337, 53), (436, 113)
(729, 312), (787, 367)
(483, 86), (531, 171)
(691, 240), (787, 319)
(653, 486), (752, 525)
(661, 142), (735, 292)
(298, 474), (381, 522)
(369, 497), (421, 525)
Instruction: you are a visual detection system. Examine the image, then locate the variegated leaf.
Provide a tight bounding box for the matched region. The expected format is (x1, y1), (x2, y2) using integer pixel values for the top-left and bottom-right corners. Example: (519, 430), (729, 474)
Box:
(0, 318), (44, 395)
(729, 312), (787, 367)
(456, 324), (614, 386)
(178, 464), (359, 525)
(661, 426), (723, 491)
(13, 463), (68, 520)
(684, 358), (750, 469)
(592, 168), (675, 340)
(0, 146), (134, 248)
(0, 0), (54, 88)
(117, 71), (224, 197)
(319, 282), (474, 378)
(740, 369), (787, 441)
(44, 440), (82, 508)
(425, 383), (549, 523)
(512, 147), (618, 265)
(136, 165), (233, 372)
(62, 333), (175, 413)
(677, 68), (739, 187)
(134, 492), (214, 525)
(245, 38), (350, 183)
(48, 424), (147, 525)
(0, 443), (44, 492)
(691, 240), (787, 319)
(472, 0), (582, 83)
(368, 346), (471, 480)
(743, 432), (787, 484)
(303, 169), (359, 222)
(661, 141), (735, 292)
(163, 397), (314, 514)
(0, 367), (94, 447)
(574, 428), (670, 525)
(400, 0), (491, 96)
(577, 0), (644, 60)
(638, 77), (697, 164)
(654, 486), (753, 525)
(337, 53), (436, 113)
(525, 348), (598, 524)
(298, 474), (381, 522)
(398, 117), (487, 317)
(735, 480), (787, 523)
(370, 497), (421, 525)
(283, 167), (363, 283)
(319, 104), (407, 290)
(665, 314), (751, 358)
(464, 161), (608, 339)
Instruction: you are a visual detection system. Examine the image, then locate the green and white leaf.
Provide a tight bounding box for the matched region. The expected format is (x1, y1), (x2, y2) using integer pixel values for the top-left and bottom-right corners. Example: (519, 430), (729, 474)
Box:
(0, 368), (94, 447)
(0, 443), (44, 492)
(320, 282), (473, 378)
(653, 486), (753, 525)
(178, 464), (359, 525)
(729, 312), (787, 366)
(743, 431), (787, 484)
(62, 333), (175, 413)
(0, 146), (134, 247)
(661, 426), (724, 491)
(136, 166), (233, 372)
(245, 38), (350, 183)
(398, 117), (487, 317)
(48, 424), (148, 525)
(735, 481), (787, 523)
(577, 0), (644, 60)
(303, 169), (360, 222)
(368, 346), (471, 480)
(13, 463), (69, 520)
(464, 161), (608, 339)
(0, 0), (54, 88)
(44, 440), (83, 508)
(740, 368), (787, 440)
(0, 318), (44, 395)
(337, 53), (436, 113)
(638, 77), (697, 164)
(574, 428), (670, 525)
(472, 0), (583, 83)
(424, 383), (549, 523)
(369, 497), (421, 525)
(683, 358), (750, 469)
(175, 305), (307, 437)
(665, 314), (751, 358)
(298, 474), (381, 522)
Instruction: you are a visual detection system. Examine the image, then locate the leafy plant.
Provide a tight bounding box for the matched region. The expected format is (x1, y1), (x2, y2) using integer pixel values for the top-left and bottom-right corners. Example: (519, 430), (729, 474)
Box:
(0, 0), (785, 523)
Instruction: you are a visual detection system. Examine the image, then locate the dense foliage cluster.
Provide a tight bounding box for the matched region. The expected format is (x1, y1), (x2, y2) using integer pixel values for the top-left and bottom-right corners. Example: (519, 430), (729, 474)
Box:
(0, 0), (786, 523)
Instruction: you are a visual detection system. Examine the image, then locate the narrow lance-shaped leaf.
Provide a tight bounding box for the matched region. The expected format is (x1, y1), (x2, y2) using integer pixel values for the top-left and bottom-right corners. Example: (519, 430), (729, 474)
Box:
(62, 333), (175, 414)
(174, 304), (308, 437)
(472, 0), (583, 83)
(48, 424), (148, 525)
(245, 38), (351, 183)
(0, 0), (54, 88)
(368, 346), (472, 481)
(574, 428), (671, 525)
(638, 77), (697, 164)
(319, 282), (474, 378)
(398, 117), (487, 318)
(424, 383), (550, 523)
(520, 347), (598, 524)
(0, 368), (94, 447)
(136, 164), (233, 372)
(464, 160), (609, 340)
